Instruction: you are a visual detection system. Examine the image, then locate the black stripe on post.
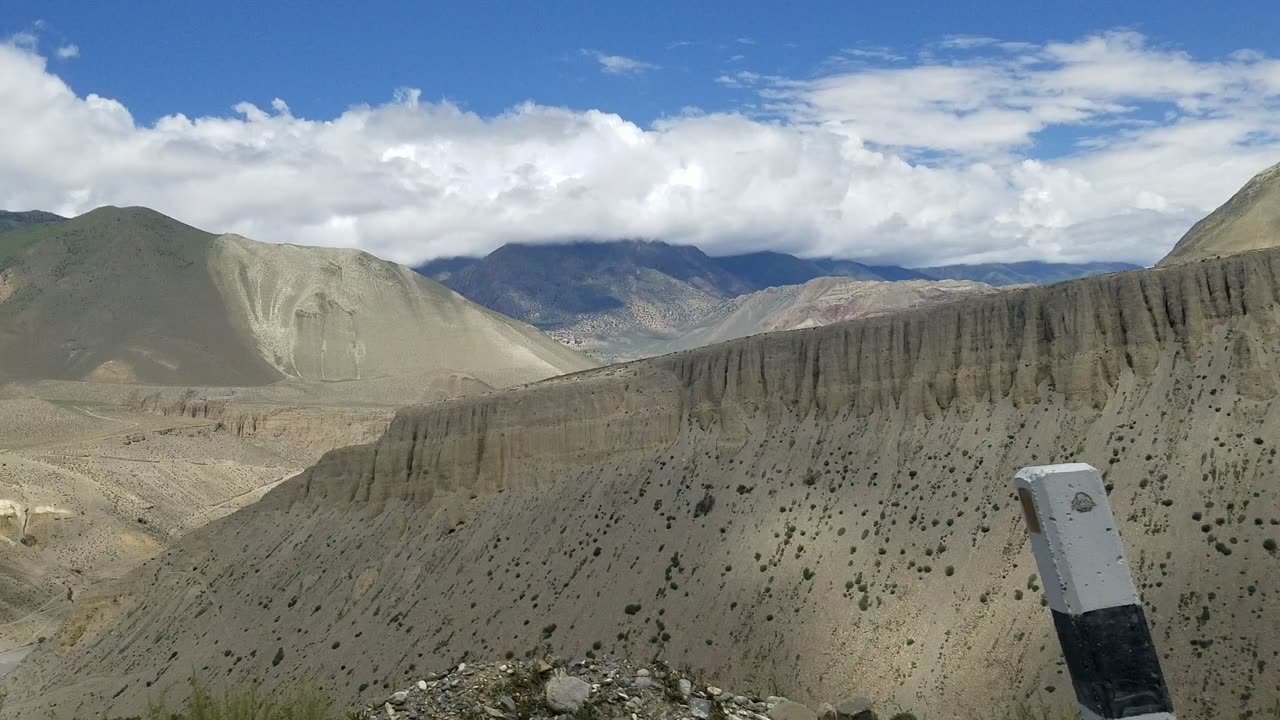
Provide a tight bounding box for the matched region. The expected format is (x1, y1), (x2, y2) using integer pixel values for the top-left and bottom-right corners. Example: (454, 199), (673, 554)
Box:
(1051, 604), (1174, 718)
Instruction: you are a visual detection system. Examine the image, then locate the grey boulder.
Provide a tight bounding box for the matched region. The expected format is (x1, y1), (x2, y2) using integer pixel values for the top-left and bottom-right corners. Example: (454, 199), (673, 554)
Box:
(545, 672), (592, 713)
(768, 699), (819, 720)
(836, 697), (876, 720)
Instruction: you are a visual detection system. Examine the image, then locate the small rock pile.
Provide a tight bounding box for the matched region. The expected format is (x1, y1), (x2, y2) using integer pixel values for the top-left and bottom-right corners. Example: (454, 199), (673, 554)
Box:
(358, 657), (888, 720)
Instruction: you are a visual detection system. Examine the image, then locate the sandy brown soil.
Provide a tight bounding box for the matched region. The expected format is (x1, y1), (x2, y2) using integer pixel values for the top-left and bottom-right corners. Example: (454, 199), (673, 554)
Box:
(0, 648), (29, 680)
(0, 392), (393, 654)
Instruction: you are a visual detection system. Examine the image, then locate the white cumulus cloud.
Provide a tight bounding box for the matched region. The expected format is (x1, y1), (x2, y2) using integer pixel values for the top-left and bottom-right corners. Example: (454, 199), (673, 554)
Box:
(582, 49), (660, 76)
(8, 32), (37, 49)
(0, 32), (1278, 268)
(55, 43), (78, 59)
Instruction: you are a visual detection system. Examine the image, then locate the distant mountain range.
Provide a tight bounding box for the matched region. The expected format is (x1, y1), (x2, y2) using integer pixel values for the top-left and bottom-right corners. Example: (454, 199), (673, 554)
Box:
(914, 260), (1141, 286)
(696, 250), (935, 286)
(419, 244), (1139, 293)
(418, 241), (1140, 360)
(0, 210), (63, 233)
(0, 205), (1146, 367)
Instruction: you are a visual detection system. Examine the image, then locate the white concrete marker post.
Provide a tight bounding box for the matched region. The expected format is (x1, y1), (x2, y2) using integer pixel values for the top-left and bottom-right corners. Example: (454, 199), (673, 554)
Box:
(1015, 463), (1175, 720)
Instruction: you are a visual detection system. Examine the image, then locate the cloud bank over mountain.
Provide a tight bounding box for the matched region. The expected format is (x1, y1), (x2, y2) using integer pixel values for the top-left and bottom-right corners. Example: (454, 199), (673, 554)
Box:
(1, 31), (1278, 266)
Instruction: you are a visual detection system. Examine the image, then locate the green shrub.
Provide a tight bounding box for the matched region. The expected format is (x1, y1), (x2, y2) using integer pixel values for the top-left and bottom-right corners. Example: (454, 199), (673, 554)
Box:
(141, 677), (334, 720)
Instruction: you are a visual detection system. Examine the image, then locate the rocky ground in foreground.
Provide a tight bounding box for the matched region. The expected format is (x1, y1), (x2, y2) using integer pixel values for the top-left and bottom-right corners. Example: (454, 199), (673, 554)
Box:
(358, 658), (890, 720)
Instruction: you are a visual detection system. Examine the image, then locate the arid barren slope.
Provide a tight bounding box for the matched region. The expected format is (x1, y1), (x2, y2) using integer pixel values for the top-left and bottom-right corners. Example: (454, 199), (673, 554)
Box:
(0, 390), (393, 657)
(208, 234), (594, 385)
(1159, 161), (1280, 266)
(638, 277), (999, 356)
(0, 206), (595, 388)
(0, 204), (596, 690)
(7, 250), (1280, 720)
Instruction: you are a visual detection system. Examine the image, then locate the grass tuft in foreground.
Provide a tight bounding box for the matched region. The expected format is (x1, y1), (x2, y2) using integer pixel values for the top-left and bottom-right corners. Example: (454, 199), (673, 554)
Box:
(135, 677), (347, 720)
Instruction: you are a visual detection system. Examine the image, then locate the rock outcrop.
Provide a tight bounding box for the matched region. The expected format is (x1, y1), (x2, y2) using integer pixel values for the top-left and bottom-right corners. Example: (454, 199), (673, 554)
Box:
(0, 500), (23, 544)
(130, 391), (393, 462)
(347, 658), (880, 720)
(6, 249), (1280, 720)
(0, 501), (71, 546)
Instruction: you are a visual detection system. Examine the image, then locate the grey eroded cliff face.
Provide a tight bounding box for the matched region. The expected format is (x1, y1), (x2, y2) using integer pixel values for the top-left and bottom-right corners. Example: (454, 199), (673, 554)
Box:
(6, 249), (1280, 720)
(289, 246), (1280, 510)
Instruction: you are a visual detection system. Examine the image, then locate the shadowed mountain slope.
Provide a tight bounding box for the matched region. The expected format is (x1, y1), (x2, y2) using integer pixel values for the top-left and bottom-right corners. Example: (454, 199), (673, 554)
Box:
(422, 240), (753, 328)
(0, 207), (594, 387)
(7, 248), (1280, 720)
(0, 207), (281, 385)
(419, 242), (1140, 361)
(420, 241), (755, 361)
(0, 210), (63, 233)
(1159, 161), (1280, 266)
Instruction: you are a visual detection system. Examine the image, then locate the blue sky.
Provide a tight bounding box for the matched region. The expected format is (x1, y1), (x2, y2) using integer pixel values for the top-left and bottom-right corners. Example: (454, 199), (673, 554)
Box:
(2, 1), (1280, 265)
(9, 1), (1277, 134)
